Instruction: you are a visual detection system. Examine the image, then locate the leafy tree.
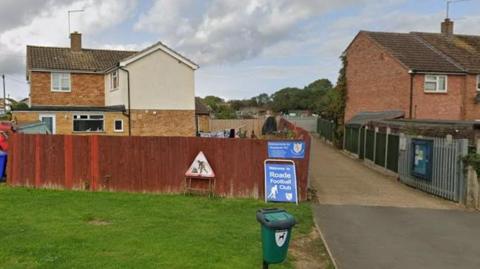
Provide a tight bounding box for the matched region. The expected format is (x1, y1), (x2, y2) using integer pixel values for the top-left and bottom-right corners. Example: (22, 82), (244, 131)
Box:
(203, 95), (224, 111)
(215, 105), (237, 119)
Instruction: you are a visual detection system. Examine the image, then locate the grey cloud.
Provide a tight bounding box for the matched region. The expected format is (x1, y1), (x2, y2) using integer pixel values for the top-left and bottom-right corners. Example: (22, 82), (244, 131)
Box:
(134, 0), (384, 66)
(0, 0), (78, 32)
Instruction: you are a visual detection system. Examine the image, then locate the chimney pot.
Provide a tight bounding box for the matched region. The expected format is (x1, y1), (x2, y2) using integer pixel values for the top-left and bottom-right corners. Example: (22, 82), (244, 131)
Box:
(441, 18), (454, 35)
(70, 32), (82, 52)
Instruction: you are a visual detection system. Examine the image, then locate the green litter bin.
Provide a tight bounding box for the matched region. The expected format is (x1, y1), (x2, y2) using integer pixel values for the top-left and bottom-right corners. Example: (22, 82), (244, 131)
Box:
(256, 208), (296, 267)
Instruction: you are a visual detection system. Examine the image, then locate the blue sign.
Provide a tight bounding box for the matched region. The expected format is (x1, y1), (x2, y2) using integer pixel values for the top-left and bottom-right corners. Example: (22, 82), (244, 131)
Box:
(411, 139), (433, 181)
(264, 162), (298, 203)
(268, 141), (305, 159)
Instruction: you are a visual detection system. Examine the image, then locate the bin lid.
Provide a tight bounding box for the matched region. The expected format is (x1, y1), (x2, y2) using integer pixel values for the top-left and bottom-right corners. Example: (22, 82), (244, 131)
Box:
(256, 208), (296, 229)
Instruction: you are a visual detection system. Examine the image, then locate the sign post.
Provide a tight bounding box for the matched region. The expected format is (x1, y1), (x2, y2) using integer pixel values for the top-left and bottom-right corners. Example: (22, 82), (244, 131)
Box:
(264, 159), (298, 204)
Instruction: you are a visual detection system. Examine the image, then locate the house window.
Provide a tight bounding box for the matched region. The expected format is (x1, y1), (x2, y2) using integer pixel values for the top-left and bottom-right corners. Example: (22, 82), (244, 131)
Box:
(110, 70), (119, 90)
(73, 114), (104, 132)
(424, 75), (447, 93)
(51, 72), (71, 92)
(477, 75), (480, 91)
(114, 119), (123, 132)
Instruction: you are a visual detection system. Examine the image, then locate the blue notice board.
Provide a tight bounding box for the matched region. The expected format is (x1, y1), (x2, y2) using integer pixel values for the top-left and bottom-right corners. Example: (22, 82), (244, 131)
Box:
(411, 139), (433, 181)
(264, 162), (298, 204)
(268, 141), (305, 159)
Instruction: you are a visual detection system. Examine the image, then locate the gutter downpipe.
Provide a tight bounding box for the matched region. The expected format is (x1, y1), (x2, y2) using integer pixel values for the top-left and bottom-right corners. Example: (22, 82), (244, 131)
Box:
(118, 65), (132, 136)
(408, 70), (415, 119)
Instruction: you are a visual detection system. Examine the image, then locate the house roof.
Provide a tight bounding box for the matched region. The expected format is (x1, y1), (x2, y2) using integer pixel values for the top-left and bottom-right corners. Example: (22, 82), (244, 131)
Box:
(27, 46), (137, 72)
(195, 98), (210, 115)
(119, 41), (199, 70)
(27, 40), (199, 73)
(364, 32), (463, 73)
(412, 32), (480, 73)
(352, 30), (480, 74)
(346, 110), (405, 127)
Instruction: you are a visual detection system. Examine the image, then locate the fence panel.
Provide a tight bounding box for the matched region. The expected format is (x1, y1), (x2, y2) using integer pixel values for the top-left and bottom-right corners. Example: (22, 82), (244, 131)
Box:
(345, 127), (360, 155)
(398, 136), (468, 202)
(317, 119), (335, 142)
(365, 130), (375, 161)
(359, 128), (365, 159)
(209, 119), (265, 137)
(386, 134), (399, 172)
(375, 133), (387, 167)
(8, 127), (310, 201)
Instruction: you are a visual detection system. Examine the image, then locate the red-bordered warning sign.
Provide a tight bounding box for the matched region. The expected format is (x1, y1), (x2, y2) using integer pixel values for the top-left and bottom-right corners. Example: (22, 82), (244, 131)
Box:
(185, 151), (215, 178)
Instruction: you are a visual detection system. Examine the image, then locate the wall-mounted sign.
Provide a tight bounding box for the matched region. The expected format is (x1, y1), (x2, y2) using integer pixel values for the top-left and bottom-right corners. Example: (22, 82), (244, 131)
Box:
(264, 160), (298, 204)
(268, 141), (305, 159)
(185, 151), (215, 178)
(411, 139), (433, 181)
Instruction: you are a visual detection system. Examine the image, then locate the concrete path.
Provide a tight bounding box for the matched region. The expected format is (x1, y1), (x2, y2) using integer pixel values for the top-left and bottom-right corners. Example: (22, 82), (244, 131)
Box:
(310, 137), (479, 269)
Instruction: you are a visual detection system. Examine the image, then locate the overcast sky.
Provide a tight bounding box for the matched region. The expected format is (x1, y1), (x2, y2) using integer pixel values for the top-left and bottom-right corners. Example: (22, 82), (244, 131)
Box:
(1, 0), (480, 100)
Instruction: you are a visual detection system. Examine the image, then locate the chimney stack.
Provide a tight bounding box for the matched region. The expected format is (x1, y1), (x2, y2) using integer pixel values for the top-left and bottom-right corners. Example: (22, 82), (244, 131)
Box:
(441, 18), (454, 35)
(70, 32), (82, 52)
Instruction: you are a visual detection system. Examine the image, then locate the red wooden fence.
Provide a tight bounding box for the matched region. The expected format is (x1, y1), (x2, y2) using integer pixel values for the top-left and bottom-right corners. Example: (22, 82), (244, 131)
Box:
(7, 129), (311, 200)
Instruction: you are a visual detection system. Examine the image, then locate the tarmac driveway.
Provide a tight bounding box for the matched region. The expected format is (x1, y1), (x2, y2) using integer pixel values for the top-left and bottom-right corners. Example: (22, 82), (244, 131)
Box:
(310, 137), (480, 269)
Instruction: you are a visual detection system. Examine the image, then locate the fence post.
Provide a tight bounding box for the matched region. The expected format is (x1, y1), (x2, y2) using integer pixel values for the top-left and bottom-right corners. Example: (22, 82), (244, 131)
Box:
(34, 135), (42, 188)
(364, 126), (368, 160)
(64, 135), (73, 189)
(373, 127), (378, 163)
(384, 127), (390, 169)
(89, 135), (100, 191)
(7, 133), (16, 185)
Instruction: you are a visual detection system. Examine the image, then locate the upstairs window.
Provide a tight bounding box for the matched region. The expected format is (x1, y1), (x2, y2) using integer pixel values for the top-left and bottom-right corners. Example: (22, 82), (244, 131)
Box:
(73, 114), (104, 132)
(51, 72), (71, 92)
(110, 70), (119, 90)
(424, 75), (447, 93)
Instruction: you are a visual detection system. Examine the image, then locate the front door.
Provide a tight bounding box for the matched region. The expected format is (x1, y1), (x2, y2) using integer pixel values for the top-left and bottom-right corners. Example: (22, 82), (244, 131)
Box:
(39, 114), (56, 134)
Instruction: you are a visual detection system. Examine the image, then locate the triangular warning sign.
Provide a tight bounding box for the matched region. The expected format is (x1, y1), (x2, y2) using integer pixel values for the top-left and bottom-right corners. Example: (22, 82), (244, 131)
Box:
(185, 151), (215, 178)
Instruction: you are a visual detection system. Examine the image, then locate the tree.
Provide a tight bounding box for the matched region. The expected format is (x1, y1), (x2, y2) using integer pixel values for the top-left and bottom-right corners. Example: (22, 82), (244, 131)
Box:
(202, 95), (224, 111)
(215, 104), (237, 119)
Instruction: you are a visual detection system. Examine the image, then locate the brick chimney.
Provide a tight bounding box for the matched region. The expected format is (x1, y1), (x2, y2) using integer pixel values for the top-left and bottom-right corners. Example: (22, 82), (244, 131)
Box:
(70, 32), (82, 52)
(441, 18), (454, 35)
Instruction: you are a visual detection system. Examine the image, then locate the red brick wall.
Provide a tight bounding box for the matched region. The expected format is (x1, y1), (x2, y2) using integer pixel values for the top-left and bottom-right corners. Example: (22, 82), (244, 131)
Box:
(345, 33), (411, 123)
(463, 75), (480, 120)
(30, 71), (105, 106)
(411, 74), (465, 120)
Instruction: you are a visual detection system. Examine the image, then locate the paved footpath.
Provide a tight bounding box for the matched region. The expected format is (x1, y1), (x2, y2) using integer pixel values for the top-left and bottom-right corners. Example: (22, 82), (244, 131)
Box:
(310, 137), (480, 269)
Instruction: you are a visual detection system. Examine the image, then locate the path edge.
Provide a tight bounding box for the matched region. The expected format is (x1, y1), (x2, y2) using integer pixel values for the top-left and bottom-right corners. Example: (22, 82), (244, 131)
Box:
(313, 205), (339, 269)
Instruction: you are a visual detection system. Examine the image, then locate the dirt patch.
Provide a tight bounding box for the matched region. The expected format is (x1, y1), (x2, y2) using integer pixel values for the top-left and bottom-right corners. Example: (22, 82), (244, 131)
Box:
(290, 229), (334, 269)
(86, 218), (111, 226)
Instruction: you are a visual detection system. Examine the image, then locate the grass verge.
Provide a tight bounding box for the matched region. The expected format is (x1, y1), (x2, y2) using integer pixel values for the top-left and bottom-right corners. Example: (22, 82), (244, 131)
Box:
(0, 185), (319, 269)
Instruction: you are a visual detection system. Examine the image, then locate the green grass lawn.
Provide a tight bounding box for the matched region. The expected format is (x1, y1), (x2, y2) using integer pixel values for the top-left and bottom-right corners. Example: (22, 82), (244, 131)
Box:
(0, 184), (313, 269)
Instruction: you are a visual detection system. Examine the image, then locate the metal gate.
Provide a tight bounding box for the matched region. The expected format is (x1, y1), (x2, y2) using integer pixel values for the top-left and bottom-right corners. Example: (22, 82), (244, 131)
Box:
(398, 136), (468, 202)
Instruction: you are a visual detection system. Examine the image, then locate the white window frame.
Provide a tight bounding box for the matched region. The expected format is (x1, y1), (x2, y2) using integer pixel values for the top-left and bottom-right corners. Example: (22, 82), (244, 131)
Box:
(51, 72), (71, 92)
(39, 114), (56, 134)
(72, 113), (105, 133)
(477, 75), (480, 92)
(424, 75), (447, 93)
(110, 70), (119, 91)
(114, 119), (124, 132)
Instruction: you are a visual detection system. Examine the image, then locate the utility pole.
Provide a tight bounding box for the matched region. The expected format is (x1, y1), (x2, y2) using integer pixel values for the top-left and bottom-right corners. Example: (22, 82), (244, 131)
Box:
(1, 74), (5, 114)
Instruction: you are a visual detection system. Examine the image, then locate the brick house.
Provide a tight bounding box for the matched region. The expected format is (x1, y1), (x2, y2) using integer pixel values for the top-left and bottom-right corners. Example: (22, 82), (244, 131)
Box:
(12, 32), (199, 136)
(344, 19), (480, 123)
